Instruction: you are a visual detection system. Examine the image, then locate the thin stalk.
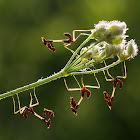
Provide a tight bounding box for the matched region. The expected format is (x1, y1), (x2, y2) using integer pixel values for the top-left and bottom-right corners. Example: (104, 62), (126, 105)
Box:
(0, 59), (121, 101)
(65, 38), (105, 72)
(68, 59), (121, 76)
(66, 55), (106, 74)
(0, 70), (63, 100)
(64, 33), (94, 70)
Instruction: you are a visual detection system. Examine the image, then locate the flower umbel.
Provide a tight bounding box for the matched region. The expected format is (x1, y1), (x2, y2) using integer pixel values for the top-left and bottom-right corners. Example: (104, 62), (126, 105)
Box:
(0, 20), (138, 126)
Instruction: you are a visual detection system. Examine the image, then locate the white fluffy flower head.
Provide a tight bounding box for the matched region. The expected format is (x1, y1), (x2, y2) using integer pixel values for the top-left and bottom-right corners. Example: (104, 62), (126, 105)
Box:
(94, 20), (128, 33)
(93, 20), (128, 45)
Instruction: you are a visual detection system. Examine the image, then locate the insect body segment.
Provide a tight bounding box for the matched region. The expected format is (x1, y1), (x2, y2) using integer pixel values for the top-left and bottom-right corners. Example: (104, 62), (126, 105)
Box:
(23, 106), (34, 119)
(113, 77), (123, 89)
(80, 86), (91, 98)
(70, 97), (79, 116)
(43, 108), (55, 118)
(41, 37), (56, 52)
(12, 88), (55, 129)
(63, 32), (73, 43)
(103, 91), (114, 110)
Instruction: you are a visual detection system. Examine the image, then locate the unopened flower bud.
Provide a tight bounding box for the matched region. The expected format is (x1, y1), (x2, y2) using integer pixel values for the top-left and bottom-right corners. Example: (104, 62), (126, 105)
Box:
(119, 50), (128, 60)
(80, 44), (101, 62)
(80, 47), (89, 64)
(87, 44), (101, 59)
(127, 39), (138, 58)
(92, 27), (107, 40)
(105, 44), (122, 58)
(93, 20), (128, 46)
(105, 36), (124, 45)
(108, 21), (127, 36)
(80, 47), (87, 55)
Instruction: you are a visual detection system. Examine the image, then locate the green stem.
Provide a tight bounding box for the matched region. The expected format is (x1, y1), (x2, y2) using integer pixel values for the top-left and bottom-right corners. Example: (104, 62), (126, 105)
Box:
(0, 58), (121, 101)
(66, 38), (105, 72)
(0, 70), (64, 100)
(66, 55), (106, 74)
(68, 59), (121, 76)
(64, 33), (94, 70)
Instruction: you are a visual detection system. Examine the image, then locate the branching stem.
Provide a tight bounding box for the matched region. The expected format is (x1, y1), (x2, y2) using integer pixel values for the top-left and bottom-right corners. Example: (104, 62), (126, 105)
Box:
(0, 59), (121, 100)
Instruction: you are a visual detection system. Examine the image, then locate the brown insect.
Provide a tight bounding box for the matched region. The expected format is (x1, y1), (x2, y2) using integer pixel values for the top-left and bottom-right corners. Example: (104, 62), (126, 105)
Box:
(41, 29), (93, 52)
(103, 91), (113, 110)
(70, 97), (79, 116)
(64, 68), (100, 115)
(12, 88), (55, 129)
(70, 86), (92, 115)
(41, 32), (73, 52)
(41, 38), (56, 52)
(102, 60), (126, 109)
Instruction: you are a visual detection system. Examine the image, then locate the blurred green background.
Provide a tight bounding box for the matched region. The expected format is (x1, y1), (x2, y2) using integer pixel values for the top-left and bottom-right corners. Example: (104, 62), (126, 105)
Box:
(0, 0), (140, 139)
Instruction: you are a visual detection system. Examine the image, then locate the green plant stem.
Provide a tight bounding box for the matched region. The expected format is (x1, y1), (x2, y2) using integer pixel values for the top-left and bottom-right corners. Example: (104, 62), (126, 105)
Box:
(66, 55), (106, 74)
(68, 59), (121, 76)
(0, 71), (63, 100)
(0, 59), (121, 100)
(64, 33), (94, 70)
(65, 38), (105, 72)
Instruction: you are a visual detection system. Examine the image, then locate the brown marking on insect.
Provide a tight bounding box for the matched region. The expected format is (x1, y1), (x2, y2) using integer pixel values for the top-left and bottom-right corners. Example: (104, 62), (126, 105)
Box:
(42, 118), (51, 129)
(113, 77), (123, 89)
(70, 97), (79, 116)
(63, 32), (73, 43)
(103, 91), (113, 110)
(22, 106), (54, 128)
(70, 106), (77, 115)
(70, 97), (77, 108)
(41, 32), (74, 52)
(41, 37), (56, 52)
(103, 91), (111, 101)
(43, 108), (55, 118)
(80, 86), (91, 98)
(23, 107), (34, 119)
(12, 89), (55, 129)
(107, 97), (113, 110)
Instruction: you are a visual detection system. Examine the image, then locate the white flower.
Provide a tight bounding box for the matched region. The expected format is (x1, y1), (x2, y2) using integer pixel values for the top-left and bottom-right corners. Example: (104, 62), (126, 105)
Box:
(93, 20), (128, 45)
(94, 20), (108, 29)
(108, 20), (128, 35)
(94, 20), (128, 34)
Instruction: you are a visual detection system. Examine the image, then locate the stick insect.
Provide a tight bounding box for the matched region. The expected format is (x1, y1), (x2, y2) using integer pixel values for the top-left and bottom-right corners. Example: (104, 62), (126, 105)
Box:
(12, 88), (55, 128)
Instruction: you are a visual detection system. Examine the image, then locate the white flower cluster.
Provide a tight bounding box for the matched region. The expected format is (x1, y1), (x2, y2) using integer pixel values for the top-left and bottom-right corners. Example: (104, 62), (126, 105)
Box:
(93, 20), (128, 45)
(94, 20), (127, 35)
(80, 21), (138, 62)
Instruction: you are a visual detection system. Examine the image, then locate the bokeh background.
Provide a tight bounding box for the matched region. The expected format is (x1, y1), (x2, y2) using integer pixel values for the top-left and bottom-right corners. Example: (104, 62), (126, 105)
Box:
(0, 0), (140, 139)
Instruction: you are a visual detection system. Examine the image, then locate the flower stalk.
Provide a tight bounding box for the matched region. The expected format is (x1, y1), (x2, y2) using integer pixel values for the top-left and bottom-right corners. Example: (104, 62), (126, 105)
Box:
(0, 20), (138, 101)
(0, 59), (121, 100)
